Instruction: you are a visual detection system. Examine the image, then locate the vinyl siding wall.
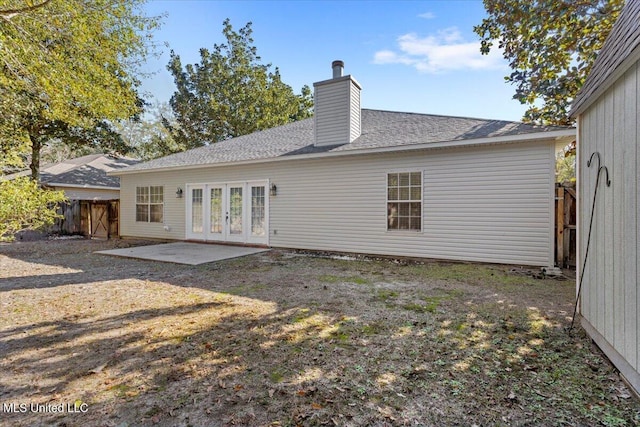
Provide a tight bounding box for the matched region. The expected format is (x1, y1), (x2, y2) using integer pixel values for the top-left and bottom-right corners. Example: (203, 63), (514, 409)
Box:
(314, 78), (360, 146)
(120, 139), (556, 266)
(578, 59), (640, 393)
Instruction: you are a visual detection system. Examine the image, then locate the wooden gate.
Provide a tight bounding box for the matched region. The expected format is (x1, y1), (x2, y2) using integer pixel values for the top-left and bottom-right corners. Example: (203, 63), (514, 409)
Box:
(90, 202), (109, 239)
(555, 183), (577, 268)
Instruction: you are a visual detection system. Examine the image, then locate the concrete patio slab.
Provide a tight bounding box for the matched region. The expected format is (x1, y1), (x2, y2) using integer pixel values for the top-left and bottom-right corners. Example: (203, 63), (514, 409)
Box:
(96, 242), (269, 265)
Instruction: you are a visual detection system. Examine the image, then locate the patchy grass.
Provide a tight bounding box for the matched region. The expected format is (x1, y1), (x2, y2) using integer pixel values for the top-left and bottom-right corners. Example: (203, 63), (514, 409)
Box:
(0, 239), (638, 426)
(401, 289), (464, 313)
(318, 274), (370, 285)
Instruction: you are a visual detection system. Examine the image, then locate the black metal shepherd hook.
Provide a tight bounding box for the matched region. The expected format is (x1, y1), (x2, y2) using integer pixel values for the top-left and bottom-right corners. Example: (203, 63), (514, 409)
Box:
(568, 151), (611, 333)
(587, 152), (612, 186)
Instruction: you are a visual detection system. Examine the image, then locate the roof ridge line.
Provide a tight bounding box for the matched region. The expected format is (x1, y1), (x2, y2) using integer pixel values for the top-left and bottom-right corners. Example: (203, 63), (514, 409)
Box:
(360, 108), (566, 127)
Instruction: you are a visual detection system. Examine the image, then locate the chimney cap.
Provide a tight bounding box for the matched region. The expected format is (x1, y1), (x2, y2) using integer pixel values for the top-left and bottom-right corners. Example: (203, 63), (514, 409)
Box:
(332, 60), (344, 78)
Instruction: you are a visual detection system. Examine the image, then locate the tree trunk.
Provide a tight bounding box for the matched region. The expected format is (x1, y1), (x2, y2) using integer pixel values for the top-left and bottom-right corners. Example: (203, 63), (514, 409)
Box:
(29, 133), (41, 181)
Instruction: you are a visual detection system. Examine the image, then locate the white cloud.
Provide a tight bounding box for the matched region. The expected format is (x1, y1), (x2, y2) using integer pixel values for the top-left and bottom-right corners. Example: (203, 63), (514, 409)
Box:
(373, 27), (504, 74)
(418, 12), (435, 19)
(373, 50), (413, 66)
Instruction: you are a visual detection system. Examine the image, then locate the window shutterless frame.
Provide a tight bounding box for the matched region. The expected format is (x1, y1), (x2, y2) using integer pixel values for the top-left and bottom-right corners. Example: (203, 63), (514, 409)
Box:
(135, 185), (164, 223)
(386, 171), (422, 231)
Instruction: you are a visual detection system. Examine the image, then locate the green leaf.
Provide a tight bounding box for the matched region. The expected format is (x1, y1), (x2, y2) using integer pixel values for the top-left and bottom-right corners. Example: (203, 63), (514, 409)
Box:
(474, 0), (623, 125)
(165, 19), (314, 149)
(0, 0), (161, 178)
(0, 177), (67, 240)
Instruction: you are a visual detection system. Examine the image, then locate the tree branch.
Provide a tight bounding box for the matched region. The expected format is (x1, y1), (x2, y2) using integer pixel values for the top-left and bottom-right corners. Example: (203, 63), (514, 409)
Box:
(0, 0), (52, 19)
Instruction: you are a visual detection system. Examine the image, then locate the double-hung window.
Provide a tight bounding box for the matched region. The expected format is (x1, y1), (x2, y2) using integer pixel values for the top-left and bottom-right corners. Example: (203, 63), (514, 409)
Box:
(387, 172), (422, 231)
(136, 186), (164, 223)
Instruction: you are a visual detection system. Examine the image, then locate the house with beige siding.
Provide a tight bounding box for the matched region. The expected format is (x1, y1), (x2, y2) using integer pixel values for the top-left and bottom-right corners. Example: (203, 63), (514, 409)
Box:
(112, 61), (574, 267)
(569, 0), (640, 395)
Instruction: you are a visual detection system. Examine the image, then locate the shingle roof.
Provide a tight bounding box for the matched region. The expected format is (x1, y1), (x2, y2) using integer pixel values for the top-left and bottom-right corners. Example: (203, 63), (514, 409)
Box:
(119, 109), (570, 173)
(9, 154), (141, 188)
(570, 0), (640, 116)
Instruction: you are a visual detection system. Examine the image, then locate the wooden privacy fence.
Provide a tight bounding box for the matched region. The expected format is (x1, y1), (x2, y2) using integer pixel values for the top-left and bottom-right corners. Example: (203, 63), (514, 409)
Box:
(555, 182), (577, 268)
(51, 200), (119, 239)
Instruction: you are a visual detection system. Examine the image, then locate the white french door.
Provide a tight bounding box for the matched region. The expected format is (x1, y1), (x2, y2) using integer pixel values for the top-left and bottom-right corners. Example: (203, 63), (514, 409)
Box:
(186, 181), (268, 245)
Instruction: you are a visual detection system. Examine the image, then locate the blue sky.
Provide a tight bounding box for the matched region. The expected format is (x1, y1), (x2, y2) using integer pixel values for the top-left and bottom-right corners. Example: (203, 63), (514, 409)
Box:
(140, 0), (529, 122)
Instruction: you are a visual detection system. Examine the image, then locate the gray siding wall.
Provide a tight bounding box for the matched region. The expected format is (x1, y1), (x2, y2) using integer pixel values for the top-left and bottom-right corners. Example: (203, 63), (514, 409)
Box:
(578, 59), (639, 390)
(314, 78), (360, 146)
(120, 139), (555, 266)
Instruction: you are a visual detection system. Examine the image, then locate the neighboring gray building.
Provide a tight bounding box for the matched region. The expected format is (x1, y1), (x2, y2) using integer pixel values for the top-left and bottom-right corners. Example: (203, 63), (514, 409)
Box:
(12, 154), (140, 238)
(37, 154), (140, 201)
(112, 61), (574, 266)
(570, 1), (640, 395)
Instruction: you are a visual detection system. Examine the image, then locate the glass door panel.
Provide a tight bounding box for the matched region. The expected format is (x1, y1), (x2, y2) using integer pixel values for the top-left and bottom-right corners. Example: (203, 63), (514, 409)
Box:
(228, 186), (243, 236)
(210, 187), (223, 235)
(191, 188), (203, 233)
(251, 185), (265, 237)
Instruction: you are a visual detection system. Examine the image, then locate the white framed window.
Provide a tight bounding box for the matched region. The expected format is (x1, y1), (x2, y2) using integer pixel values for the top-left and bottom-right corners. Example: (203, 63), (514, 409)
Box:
(136, 185), (164, 223)
(387, 171), (422, 231)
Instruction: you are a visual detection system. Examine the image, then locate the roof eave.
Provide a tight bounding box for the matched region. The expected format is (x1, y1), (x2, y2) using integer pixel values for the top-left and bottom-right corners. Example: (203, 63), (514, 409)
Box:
(571, 44), (640, 117)
(45, 183), (120, 190)
(110, 128), (576, 176)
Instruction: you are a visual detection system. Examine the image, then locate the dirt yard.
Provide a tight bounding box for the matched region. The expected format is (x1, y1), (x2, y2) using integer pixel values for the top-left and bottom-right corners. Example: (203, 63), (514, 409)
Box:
(0, 239), (638, 427)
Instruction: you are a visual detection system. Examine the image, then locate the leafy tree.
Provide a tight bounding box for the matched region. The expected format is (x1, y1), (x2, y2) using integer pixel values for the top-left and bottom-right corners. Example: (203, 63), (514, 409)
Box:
(22, 120), (131, 176)
(0, 0), (52, 18)
(556, 152), (576, 183)
(0, 0), (160, 179)
(0, 92), (31, 174)
(115, 101), (184, 160)
(0, 177), (66, 241)
(166, 19), (314, 148)
(474, 0), (624, 125)
(40, 140), (102, 166)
